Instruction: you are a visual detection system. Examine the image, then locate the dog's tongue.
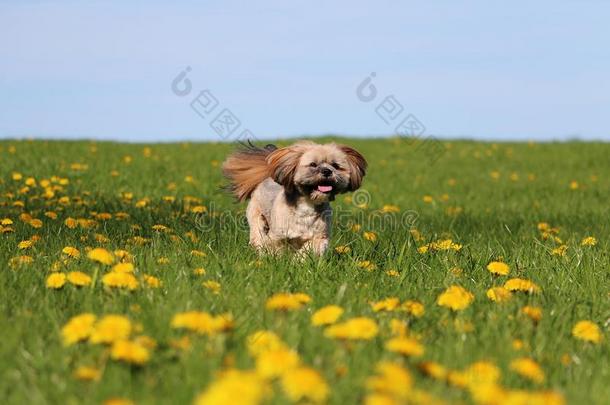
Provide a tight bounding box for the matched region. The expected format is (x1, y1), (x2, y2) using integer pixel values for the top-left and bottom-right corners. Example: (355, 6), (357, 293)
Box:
(317, 185), (333, 193)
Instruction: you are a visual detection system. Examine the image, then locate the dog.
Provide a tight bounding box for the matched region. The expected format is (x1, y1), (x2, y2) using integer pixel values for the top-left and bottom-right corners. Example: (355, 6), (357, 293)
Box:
(222, 141), (367, 256)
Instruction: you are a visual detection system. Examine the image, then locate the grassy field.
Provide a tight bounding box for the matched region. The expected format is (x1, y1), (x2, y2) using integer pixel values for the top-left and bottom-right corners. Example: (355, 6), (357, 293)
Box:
(0, 138), (608, 405)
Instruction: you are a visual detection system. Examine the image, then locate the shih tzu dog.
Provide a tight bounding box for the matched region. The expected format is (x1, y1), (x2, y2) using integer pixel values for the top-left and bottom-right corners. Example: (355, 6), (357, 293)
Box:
(222, 141), (367, 256)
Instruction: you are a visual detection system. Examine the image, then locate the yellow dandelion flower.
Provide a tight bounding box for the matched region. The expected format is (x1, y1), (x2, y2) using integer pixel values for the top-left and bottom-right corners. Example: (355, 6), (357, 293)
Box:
(110, 340), (150, 365)
(67, 271), (92, 287)
(486, 287), (513, 302)
(551, 245), (568, 256)
(194, 369), (269, 405)
(335, 245), (351, 254)
(510, 357), (545, 383)
(202, 280), (221, 294)
(363, 231), (378, 242)
(370, 297), (400, 312)
(381, 204), (400, 213)
(423, 195), (434, 203)
(522, 306), (542, 322)
(90, 315), (132, 344)
(572, 320), (602, 343)
(62, 246), (80, 258)
(401, 300), (425, 317)
(417, 361), (447, 380)
(191, 249), (207, 257)
(385, 337), (424, 357)
(437, 285), (474, 311)
(357, 260), (377, 271)
(73, 366), (101, 381)
(102, 272), (139, 290)
(61, 313), (97, 345)
(255, 348), (300, 378)
(103, 398), (134, 405)
(87, 248), (114, 265)
(385, 269), (399, 277)
(324, 317), (378, 340)
(46, 272), (66, 289)
(193, 267), (206, 275)
(311, 305), (344, 326)
(28, 218), (43, 228)
(504, 278), (541, 293)
(581, 236), (597, 246)
(247, 330), (287, 357)
(18, 240), (33, 249)
(487, 261), (509, 276)
(171, 311), (233, 335)
(143, 274), (162, 288)
(191, 205), (207, 214)
(111, 262), (135, 273)
(281, 367), (329, 403)
(366, 361), (412, 399)
(265, 292), (311, 311)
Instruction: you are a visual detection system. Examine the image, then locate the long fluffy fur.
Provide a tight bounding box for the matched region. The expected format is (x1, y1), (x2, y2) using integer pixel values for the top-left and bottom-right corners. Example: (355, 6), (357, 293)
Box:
(222, 142), (277, 201)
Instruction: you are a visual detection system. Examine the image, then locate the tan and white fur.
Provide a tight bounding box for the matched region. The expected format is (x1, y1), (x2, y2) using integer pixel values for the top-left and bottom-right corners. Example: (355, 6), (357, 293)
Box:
(222, 141), (367, 256)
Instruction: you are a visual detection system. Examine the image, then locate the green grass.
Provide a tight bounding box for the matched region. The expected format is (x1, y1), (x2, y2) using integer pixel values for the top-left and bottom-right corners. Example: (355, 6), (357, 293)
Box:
(0, 138), (608, 404)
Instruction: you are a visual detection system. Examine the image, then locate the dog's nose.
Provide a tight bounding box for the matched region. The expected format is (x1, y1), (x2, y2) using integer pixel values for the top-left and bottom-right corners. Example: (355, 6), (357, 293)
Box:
(320, 167), (332, 177)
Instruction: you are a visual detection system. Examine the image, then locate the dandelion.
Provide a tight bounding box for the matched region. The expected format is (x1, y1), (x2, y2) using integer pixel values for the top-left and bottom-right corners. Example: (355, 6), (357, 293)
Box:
(18, 240), (33, 249)
(366, 361), (412, 399)
(581, 236), (597, 246)
(311, 305), (344, 326)
(551, 245), (568, 256)
(401, 300), (425, 317)
(504, 278), (541, 293)
(62, 246), (80, 258)
(363, 231), (378, 242)
(572, 320), (602, 343)
(437, 285), (474, 311)
(370, 297), (400, 312)
(61, 313), (97, 345)
(255, 348), (300, 378)
(67, 271), (92, 287)
(171, 311), (233, 335)
(73, 366), (101, 381)
(247, 330), (287, 357)
(143, 274), (162, 288)
(324, 317), (378, 340)
(191, 249), (207, 257)
(522, 306), (542, 322)
(46, 273), (66, 289)
(357, 260), (377, 271)
(87, 248), (114, 265)
(335, 245), (351, 254)
(417, 361), (447, 380)
(487, 261), (509, 276)
(194, 369), (269, 405)
(385, 337), (424, 357)
(265, 292), (311, 311)
(110, 340), (150, 365)
(510, 357), (545, 383)
(486, 287), (512, 302)
(89, 315), (132, 344)
(202, 280), (221, 294)
(193, 267), (206, 275)
(281, 367), (329, 403)
(111, 262), (134, 273)
(102, 272), (138, 290)
(381, 205), (400, 213)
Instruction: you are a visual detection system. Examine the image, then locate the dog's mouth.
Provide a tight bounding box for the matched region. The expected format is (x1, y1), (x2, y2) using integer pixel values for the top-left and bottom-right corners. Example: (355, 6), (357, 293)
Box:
(316, 184), (333, 193)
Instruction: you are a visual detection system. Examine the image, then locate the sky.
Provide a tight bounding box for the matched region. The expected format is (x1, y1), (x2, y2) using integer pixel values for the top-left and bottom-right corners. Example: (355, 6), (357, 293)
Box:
(1, 0), (609, 142)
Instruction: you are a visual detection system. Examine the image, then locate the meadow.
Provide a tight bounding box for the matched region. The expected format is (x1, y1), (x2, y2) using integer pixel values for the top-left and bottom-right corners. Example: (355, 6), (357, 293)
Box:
(0, 137), (608, 405)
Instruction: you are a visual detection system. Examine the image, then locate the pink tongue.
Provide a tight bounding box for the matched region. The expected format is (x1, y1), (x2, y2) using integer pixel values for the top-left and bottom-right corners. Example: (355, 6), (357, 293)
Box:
(317, 185), (333, 192)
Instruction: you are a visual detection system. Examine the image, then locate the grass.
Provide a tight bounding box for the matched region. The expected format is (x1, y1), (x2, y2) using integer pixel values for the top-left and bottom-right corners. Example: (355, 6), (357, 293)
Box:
(0, 137), (608, 405)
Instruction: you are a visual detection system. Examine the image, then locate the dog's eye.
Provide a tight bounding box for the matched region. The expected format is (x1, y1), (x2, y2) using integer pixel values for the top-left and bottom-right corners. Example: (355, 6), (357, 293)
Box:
(331, 162), (341, 170)
(309, 162), (317, 168)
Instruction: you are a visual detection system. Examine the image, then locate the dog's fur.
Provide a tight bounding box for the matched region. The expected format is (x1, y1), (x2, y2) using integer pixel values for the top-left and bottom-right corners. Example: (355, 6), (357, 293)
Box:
(222, 141), (367, 255)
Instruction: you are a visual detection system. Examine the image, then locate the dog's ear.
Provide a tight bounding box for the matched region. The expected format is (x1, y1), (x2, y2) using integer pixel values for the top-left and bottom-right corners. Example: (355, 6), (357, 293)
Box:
(266, 145), (304, 194)
(339, 145), (367, 191)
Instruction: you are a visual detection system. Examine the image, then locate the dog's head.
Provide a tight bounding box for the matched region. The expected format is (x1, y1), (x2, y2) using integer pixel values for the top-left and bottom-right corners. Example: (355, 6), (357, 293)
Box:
(267, 141), (367, 204)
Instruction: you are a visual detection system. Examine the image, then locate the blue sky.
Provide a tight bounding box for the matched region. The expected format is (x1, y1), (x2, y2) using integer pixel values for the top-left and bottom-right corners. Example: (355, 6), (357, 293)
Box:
(1, 0), (609, 142)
